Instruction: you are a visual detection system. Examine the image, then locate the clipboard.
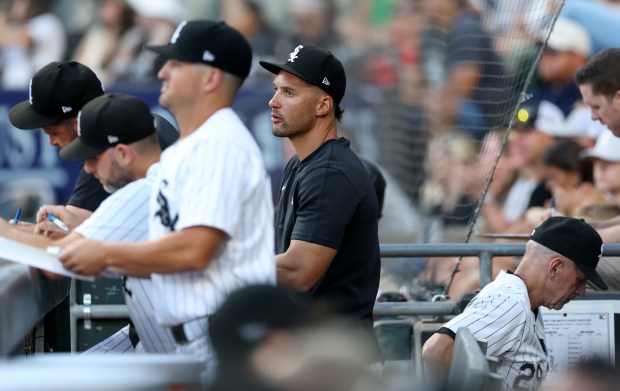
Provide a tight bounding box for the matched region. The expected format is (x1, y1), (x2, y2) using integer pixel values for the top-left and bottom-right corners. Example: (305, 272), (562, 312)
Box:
(0, 237), (95, 281)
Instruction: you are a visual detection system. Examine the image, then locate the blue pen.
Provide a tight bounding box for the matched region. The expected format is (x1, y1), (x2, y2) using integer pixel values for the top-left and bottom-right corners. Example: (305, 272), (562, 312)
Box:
(13, 208), (21, 224)
(47, 213), (70, 232)
(550, 197), (555, 217)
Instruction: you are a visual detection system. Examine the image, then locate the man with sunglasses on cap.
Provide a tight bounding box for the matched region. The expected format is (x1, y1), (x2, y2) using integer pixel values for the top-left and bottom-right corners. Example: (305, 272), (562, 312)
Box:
(55, 20), (275, 377)
(259, 45), (381, 362)
(0, 93), (177, 354)
(422, 216), (607, 391)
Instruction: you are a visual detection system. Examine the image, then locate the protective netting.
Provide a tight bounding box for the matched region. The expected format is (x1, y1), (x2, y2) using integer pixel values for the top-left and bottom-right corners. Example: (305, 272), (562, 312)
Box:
(375, 0), (565, 245)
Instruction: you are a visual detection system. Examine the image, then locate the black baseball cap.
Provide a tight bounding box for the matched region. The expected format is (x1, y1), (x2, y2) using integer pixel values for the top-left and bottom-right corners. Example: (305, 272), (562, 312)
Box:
(530, 216), (607, 290)
(146, 20), (252, 79)
(59, 94), (155, 162)
(208, 285), (307, 362)
(260, 44), (346, 105)
(9, 61), (105, 130)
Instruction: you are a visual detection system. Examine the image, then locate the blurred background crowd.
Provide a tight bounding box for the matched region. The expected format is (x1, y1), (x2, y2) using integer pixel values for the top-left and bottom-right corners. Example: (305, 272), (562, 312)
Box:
(3, 0), (620, 301)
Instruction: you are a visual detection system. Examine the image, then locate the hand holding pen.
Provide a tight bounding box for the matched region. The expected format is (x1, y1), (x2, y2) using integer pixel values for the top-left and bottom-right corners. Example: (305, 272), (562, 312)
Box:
(47, 213), (69, 232)
(34, 205), (83, 236)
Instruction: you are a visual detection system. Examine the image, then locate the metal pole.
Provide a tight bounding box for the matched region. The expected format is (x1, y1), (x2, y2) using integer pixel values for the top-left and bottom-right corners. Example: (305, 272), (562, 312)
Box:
(479, 251), (493, 287)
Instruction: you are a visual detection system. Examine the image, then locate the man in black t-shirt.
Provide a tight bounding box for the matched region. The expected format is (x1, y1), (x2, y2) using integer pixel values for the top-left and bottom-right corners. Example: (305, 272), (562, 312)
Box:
(260, 46), (381, 340)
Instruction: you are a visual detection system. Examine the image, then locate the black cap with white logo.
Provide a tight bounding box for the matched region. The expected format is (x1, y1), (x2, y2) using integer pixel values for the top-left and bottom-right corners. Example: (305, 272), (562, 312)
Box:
(146, 20), (252, 79)
(530, 216), (607, 290)
(9, 61), (105, 130)
(60, 94), (155, 162)
(260, 44), (346, 104)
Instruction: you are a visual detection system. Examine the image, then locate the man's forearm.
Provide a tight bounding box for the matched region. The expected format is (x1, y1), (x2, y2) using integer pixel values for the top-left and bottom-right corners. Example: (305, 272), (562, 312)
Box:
(0, 222), (53, 249)
(105, 227), (226, 275)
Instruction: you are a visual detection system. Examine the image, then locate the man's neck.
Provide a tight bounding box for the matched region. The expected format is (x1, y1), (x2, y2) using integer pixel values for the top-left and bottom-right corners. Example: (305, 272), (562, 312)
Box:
(290, 121), (338, 161)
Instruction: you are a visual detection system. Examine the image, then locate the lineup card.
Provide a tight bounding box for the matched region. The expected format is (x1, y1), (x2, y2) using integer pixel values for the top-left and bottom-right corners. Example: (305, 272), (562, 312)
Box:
(541, 309), (614, 390)
(0, 237), (94, 281)
(544, 312), (613, 371)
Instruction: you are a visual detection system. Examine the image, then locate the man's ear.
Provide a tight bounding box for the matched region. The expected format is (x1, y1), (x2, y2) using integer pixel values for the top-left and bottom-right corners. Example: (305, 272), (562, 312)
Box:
(548, 257), (563, 280)
(114, 144), (134, 167)
(203, 67), (223, 94)
(316, 95), (333, 117)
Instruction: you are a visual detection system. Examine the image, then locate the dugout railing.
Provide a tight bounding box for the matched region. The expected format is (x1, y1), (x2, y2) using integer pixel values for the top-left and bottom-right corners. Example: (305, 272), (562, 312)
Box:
(3, 242), (620, 355)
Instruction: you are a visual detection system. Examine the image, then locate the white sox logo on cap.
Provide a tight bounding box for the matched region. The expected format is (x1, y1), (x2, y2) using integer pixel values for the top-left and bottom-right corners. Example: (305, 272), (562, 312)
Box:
(77, 111), (82, 137)
(170, 20), (187, 44)
(28, 79), (34, 105)
(288, 45), (303, 63)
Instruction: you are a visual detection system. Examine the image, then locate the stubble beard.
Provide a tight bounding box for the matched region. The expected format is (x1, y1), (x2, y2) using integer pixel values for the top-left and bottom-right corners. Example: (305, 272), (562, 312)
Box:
(102, 160), (133, 194)
(272, 120), (307, 139)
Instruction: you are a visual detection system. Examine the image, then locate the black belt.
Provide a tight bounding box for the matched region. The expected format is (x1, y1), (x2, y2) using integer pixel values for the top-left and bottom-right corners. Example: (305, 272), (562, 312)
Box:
(128, 321), (140, 348)
(170, 323), (189, 344)
(169, 317), (209, 345)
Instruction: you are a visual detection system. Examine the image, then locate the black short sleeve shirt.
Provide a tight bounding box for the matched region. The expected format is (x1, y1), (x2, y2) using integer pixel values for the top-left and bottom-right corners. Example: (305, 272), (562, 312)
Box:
(275, 138), (381, 323)
(67, 166), (109, 212)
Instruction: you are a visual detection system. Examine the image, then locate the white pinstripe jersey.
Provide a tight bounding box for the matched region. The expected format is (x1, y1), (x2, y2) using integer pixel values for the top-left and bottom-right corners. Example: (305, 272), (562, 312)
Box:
(75, 163), (176, 353)
(443, 271), (549, 391)
(149, 108), (276, 326)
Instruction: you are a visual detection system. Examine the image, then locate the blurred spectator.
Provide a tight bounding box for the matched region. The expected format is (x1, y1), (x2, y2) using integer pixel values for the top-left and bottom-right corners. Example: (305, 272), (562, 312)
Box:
(0, 0), (66, 89)
(580, 130), (620, 204)
(118, 0), (187, 83)
(542, 138), (592, 193)
(373, 0), (427, 206)
(531, 18), (591, 116)
(72, 0), (142, 85)
(541, 138), (597, 217)
(478, 102), (556, 233)
(335, 0), (396, 55)
(421, 131), (477, 230)
(221, 0), (281, 58)
(286, 0), (341, 54)
(420, 0), (513, 140)
(471, 128), (518, 213)
(220, 0), (285, 80)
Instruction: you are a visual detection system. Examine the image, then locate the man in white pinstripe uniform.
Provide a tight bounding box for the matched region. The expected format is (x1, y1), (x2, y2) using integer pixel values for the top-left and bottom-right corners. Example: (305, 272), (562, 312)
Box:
(58, 93), (177, 354)
(0, 93), (176, 354)
(422, 217), (607, 391)
(57, 20), (275, 379)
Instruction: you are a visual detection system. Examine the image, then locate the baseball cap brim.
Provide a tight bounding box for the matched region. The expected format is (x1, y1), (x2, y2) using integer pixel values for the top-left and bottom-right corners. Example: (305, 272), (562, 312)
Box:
(146, 44), (192, 62)
(9, 100), (60, 130)
(575, 264), (608, 290)
(259, 60), (315, 88)
(59, 138), (106, 163)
